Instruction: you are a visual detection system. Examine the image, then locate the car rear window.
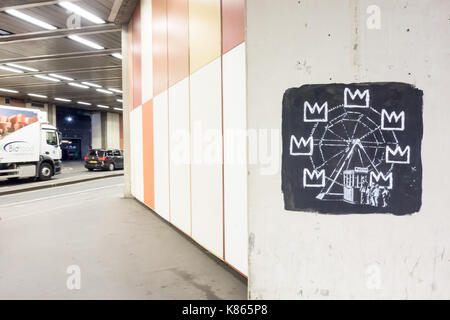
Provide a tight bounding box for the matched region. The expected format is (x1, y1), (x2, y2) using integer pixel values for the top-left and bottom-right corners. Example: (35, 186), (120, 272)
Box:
(88, 150), (105, 157)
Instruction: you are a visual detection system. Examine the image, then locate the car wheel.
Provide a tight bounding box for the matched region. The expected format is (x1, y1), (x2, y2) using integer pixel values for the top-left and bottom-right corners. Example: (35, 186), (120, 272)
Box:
(88, 168), (94, 171)
(108, 163), (115, 171)
(39, 163), (53, 181)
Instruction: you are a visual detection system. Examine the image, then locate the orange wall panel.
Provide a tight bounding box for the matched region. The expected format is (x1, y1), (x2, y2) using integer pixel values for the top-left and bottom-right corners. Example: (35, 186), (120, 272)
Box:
(143, 99), (155, 209)
(168, 0), (190, 87)
(153, 0), (169, 97)
(222, 0), (245, 54)
(131, 3), (142, 109)
(189, 0), (222, 73)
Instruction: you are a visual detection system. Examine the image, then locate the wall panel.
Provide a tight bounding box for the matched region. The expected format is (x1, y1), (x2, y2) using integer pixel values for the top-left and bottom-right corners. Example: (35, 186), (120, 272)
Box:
(153, 0), (169, 97)
(190, 58), (223, 258)
(168, 0), (189, 87)
(169, 78), (191, 233)
(188, 0), (222, 73)
(153, 92), (170, 221)
(131, 3), (142, 109)
(142, 99), (155, 209)
(141, 0), (154, 103)
(221, 0), (245, 54)
(222, 43), (248, 274)
(130, 106), (144, 202)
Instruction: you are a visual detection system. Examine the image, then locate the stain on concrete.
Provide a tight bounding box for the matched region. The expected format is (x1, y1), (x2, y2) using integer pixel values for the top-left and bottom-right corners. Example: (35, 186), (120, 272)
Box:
(249, 232), (256, 253)
(171, 268), (221, 300)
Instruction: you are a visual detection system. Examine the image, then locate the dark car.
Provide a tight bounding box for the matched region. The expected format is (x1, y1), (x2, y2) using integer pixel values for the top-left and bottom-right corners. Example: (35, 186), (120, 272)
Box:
(84, 149), (124, 171)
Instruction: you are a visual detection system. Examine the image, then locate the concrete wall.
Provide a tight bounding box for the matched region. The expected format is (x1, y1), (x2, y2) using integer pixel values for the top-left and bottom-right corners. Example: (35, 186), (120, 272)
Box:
(246, 0), (450, 299)
(126, 0), (248, 276)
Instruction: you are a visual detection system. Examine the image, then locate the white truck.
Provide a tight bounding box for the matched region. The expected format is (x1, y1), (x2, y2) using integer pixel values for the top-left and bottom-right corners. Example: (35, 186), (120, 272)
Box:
(0, 105), (62, 181)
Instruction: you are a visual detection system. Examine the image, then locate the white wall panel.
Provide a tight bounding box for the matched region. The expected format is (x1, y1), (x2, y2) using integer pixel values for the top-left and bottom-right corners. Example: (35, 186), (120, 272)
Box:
(190, 58), (224, 258)
(153, 92), (170, 221)
(141, 0), (153, 103)
(222, 43), (248, 275)
(130, 106), (144, 202)
(169, 78), (191, 233)
(106, 112), (121, 149)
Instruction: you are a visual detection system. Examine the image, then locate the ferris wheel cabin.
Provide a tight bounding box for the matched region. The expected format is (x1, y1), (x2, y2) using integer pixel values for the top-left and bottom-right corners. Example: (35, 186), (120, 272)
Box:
(343, 168), (369, 204)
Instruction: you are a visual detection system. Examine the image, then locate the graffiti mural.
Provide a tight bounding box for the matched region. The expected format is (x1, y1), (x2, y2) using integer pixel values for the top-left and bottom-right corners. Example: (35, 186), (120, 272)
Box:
(282, 83), (423, 215)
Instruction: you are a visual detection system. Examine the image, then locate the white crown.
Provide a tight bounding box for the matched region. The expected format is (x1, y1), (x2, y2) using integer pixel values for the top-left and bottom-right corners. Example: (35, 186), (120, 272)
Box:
(381, 109), (405, 131)
(290, 136), (313, 156)
(386, 145), (410, 164)
(344, 88), (370, 108)
(370, 172), (393, 189)
(303, 169), (325, 188)
(304, 101), (328, 122)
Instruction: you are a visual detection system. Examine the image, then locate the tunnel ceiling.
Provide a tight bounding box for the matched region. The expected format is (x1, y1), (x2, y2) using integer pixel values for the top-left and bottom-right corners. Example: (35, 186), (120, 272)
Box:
(0, 0), (138, 113)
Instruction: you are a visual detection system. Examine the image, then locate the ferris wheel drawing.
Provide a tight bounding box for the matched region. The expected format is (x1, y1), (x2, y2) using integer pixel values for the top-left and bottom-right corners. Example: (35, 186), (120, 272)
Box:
(289, 88), (411, 208)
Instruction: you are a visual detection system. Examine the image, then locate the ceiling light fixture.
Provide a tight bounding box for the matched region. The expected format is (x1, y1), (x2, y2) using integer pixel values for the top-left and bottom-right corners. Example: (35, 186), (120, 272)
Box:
(81, 81), (101, 88)
(114, 108), (123, 111)
(97, 105), (110, 109)
(117, 99), (123, 103)
(6, 63), (39, 72)
(0, 88), (19, 93)
(68, 82), (89, 89)
(6, 9), (57, 30)
(96, 88), (113, 95)
(49, 73), (73, 81)
(77, 101), (91, 106)
(34, 75), (61, 82)
(108, 88), (123, 94)
(111, 53), (123, 60)
(55, 97), (71, 102)
(0, 65), (24, 74)
(59, 2), (105, 24)
(68, 35), (104, 50)
(28, 93), (47, 98)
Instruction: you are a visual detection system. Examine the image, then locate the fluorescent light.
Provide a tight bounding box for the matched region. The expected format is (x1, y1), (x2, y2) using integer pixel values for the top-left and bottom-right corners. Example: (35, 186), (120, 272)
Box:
(59, 2), (105, 24)
(68, 82), (89, 89)
(108, 88), (123, 94)
(6, 9), (57, 30)
(68, 35), (104, 50)
(116, 99), (123, 103)
(81, 81), (101, 88)
(55, 97), (71, 102)
(111, 53), (123, 60)
(34, 75), (61, 82)
(49, 73), (73, 81)
(0, 88), (19, 93)
(0, 65), (24, 74)
(77, 101), (91, 106)
(96, 88), (113, 95)
(28, 93), (47, 98)
(97, 105), (110, 109)
(6, 63), (39, 72)
(114, 108), (123, 111)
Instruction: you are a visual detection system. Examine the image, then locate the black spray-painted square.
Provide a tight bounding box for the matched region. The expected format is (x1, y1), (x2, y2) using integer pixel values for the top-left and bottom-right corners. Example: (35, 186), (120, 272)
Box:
(282, 83), (423, 215)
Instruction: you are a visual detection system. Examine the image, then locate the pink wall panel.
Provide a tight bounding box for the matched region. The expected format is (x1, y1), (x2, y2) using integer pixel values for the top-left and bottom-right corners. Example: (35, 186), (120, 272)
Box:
(221, 0), (245, 54)
(153, 0), (169, 97)
(131, 3), (142, 109)
(168, 0), (190, 87)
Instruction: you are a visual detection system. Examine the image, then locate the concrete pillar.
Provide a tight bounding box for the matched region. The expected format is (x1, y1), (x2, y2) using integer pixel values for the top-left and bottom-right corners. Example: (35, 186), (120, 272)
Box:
(47, 104), (57, 126)
(91, 112), (102, 149)
(105, 112), (121, 149)
(122, 24), (132, 198)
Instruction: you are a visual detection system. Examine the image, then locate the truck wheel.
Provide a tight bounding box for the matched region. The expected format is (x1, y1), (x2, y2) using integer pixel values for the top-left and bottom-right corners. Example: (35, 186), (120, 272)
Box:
(108, 163), (115, 171)
(39, 163), (53, 181)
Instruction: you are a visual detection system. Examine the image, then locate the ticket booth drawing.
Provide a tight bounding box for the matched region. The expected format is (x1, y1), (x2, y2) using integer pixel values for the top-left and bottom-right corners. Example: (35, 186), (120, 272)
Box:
(343, 168), (369, 204)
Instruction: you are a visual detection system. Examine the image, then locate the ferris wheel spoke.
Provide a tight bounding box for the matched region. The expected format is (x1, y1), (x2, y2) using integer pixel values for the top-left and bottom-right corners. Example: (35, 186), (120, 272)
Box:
(359, 126), (381, 141)
(351, 114), (364, 139)
(316, 149), (346, 170)
(326, 127), (347, 141)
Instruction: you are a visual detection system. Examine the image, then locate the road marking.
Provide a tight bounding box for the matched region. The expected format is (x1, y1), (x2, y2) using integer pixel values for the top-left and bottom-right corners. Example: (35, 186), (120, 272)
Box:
(0, 194), (118, 222)
(0, 184), (124, 208)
